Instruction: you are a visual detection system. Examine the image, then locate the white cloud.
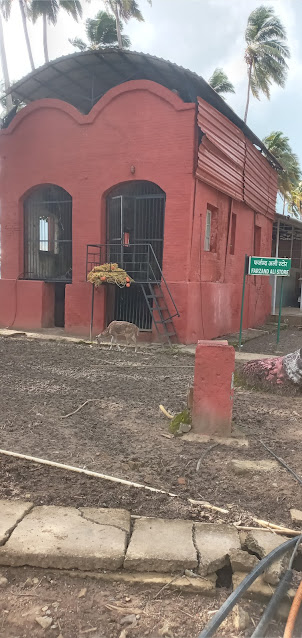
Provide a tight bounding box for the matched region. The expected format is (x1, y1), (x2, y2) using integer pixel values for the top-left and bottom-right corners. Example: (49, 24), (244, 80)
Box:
(1, 0), (301, 163)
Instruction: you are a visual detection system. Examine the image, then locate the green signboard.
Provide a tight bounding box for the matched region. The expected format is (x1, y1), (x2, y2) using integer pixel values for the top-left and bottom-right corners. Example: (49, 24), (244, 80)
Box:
(248, 256), (291, 276)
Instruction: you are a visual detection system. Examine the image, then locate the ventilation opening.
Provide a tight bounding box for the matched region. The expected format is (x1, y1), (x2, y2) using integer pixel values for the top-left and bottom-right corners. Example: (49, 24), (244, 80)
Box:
(216, 563), (233, 589)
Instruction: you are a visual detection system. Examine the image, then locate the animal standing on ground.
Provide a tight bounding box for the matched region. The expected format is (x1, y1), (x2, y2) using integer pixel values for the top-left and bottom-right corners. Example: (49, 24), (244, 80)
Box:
(96, 321), (139, 352)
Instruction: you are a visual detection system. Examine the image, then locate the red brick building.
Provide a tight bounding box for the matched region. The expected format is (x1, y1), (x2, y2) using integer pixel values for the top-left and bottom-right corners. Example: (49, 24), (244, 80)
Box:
(0, 50), (279, 343)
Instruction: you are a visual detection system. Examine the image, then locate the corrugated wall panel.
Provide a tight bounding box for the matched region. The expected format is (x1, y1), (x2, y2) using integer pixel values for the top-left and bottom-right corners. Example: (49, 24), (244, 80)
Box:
(197, 143), (244, 200)
(197, 97), (245, 201)
(244, 141), (277, 219)
(197, 97), (278, 218)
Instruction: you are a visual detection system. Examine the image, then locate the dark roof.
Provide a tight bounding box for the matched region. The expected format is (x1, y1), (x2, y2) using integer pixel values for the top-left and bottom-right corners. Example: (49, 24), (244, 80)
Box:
(4, 49), (281, 169)
(275, 212), (302, 231)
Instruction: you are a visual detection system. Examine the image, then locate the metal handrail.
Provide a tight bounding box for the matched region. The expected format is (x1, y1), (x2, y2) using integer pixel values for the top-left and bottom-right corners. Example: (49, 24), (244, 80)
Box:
(86, 242), (179, 317)
(146, 244), (179, 318)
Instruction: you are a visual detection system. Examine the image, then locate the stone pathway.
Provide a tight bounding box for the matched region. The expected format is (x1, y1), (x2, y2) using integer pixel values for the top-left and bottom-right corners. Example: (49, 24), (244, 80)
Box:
(0, 329), (272, 362)
(0, 499), (298, 603)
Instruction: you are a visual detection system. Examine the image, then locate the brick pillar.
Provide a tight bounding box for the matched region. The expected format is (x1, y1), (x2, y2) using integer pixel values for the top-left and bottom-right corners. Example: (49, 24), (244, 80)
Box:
(192, 340), (235, 437)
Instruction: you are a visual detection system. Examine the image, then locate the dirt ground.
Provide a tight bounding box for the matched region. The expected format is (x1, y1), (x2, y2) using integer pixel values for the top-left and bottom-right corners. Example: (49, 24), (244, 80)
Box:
(0, 566), (286, 638)
(0, 336), (301, 527)
(240, 325), (302, 355)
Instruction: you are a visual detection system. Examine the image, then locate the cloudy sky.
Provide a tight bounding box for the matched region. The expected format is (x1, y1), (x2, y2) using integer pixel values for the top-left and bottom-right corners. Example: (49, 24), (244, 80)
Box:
(1, 0), (302, 164)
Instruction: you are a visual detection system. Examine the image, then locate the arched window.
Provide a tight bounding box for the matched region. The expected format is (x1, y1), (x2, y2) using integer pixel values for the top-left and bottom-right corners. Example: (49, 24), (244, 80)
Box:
(24, 185), (72, 282)
(107, 180), (165, 277)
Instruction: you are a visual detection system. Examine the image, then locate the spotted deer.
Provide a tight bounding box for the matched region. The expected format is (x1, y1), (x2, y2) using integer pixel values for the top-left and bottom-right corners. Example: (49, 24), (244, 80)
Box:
(96, 321), (139, 352)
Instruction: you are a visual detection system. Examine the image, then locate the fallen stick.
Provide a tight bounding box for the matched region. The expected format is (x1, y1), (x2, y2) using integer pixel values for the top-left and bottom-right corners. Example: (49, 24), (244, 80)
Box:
(159, 405), (174, 420)
(260, 440), (302, 487)
(234, 525), (300, 537)
(188, 498), (229, 514)
(196, 443), (219, 472)
(253, 518), (301, 536)
(0, 448), (177, 497)
(61, 399), (101, 419)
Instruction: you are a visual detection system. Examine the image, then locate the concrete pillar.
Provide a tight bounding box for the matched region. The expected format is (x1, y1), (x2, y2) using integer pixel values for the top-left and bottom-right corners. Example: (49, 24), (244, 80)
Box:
(192, 340), (235, 437)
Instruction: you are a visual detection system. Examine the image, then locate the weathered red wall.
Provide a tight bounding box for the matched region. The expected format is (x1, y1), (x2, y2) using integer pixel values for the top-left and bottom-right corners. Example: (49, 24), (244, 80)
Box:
(0, 80), (196, 337)
(0, 79), (276, 342)
(0, 280), (54, 329)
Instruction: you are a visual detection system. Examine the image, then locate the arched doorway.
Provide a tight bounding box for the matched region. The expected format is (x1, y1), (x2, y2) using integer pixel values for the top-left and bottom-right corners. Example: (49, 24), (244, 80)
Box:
(23, 184), (72, 327)
(106, 181), (166, 329)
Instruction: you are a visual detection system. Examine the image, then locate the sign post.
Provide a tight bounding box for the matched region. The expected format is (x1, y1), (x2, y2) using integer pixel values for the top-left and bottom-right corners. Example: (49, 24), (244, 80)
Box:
(238, 256), (291, 350)
(277, 276), (285, 345)
(238, 255), (249, 351)
(248, 256), (291, 277)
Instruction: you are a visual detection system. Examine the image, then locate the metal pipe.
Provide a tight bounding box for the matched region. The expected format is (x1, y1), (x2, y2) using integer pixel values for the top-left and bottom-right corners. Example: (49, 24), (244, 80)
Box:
(272, 218), (280, 315)
(197, 536), (300, 638)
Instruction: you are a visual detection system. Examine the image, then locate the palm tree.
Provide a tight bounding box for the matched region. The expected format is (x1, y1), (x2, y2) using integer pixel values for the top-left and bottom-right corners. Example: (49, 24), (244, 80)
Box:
(208, 68), (235, 99)
(19, 0), (35, 71)
(244, 5), (290, 123)
(291, 182), (302, 218)
(0, 0), (13, 111)
(263, 131), (301, 212)
(70, 10), (130, 50)
(105, 0), (151, 49)
(31, 0), (83, 63)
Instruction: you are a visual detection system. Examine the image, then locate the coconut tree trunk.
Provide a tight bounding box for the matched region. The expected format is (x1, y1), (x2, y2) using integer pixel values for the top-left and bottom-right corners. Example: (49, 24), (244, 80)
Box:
(19, 0), (35, 71)
(112, 2), (123, 48)
(0, 11), (13, 111)
(43, 12), (49, 63)
(244, 62), (252, 123)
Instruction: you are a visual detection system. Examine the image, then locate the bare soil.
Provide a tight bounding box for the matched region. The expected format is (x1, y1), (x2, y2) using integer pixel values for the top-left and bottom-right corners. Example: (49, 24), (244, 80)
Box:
(240, 325), (302, 356)
(0, 566), (285, 638)
(0, 337), (301, 528)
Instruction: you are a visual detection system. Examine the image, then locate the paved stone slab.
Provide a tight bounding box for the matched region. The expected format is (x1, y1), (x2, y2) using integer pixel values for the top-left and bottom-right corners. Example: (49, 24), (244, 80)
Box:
(244, 530), (290, 585)
(229, 548), (259, 572)
(290, 509), (302, 525)
(0, 506), (128, 570)
(230, 459), (279, 476)
(124, 518), (197, 573)
(0, 500), (33, 545)
(194, 523), (240, 576)
(79, 508), (131, 536)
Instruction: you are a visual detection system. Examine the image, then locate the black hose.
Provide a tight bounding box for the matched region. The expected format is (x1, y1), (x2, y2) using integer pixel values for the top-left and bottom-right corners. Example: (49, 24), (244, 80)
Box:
(260, 440), (302, 487)
(197, 536), (299, 638)
(250, 569), (292, 638)
(250, 535), (302, 638)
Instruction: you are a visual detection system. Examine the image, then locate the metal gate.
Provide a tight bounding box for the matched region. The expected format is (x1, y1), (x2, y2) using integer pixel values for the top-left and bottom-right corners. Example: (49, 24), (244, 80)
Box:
(106, 181), (165, 329)
(24, 185), (72, 282)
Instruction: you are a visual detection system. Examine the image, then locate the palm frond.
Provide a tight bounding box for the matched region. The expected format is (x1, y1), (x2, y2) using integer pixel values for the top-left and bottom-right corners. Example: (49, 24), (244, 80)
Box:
(244, 4), (290, 110)
(251, 62), (271, 98)
(263, 131), (301, 196)
(118, 0), (144, 22)
(73, 9), (130, 50)
(208, 68), (235, 97)
(69, 36), (87, 50)
(31, 0), (59, 24)
(0, 0), (11, 20)
(59, 0), (82, 21)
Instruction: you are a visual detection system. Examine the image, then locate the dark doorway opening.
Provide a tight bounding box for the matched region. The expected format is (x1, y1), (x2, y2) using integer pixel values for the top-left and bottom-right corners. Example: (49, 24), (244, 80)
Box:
(106, 181), (165, 328)
(54, 283), (65, 327)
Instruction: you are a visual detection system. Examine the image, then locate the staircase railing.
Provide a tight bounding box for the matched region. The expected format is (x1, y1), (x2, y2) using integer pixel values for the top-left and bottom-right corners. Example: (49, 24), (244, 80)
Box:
(86, 243), (179, 319)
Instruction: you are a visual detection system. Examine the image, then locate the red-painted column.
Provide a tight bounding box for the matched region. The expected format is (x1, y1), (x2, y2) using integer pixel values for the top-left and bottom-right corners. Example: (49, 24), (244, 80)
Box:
(192, 340), (235, 436)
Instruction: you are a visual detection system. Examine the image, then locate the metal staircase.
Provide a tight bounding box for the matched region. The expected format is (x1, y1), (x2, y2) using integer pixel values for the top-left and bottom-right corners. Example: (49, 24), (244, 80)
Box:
(141, 282), (177, 345)
(86, 243), (179, 345)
